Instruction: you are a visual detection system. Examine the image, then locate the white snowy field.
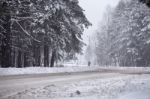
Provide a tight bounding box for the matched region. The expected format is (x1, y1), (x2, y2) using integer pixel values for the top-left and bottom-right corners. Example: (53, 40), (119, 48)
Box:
(7, 74), (150, 99)
(0, 66), (150, 76)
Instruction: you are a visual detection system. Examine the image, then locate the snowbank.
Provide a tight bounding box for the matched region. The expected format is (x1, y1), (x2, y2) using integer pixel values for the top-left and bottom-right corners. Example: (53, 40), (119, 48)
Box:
(0, 66), (100, 76)
(0, 66), (150, 76)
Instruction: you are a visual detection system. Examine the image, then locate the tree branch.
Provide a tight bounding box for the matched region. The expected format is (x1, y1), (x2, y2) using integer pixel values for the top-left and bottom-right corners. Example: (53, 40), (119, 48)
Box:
(13, 20), (41, 42)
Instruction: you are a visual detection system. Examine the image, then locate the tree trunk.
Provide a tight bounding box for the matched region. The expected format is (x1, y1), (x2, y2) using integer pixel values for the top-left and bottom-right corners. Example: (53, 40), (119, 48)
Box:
(21, 51), (24, 67)
(33, 45), (41, 66)
(44, 45), (49, 67)
(37, 46), (41, 66)
(11, 48), (16, 67)
(14, 49), (18, 67)
(1, 3), (11, 68)
(17, 50), (22, 68)
(24, 52), (28, 67)
(50, 50), (56, 67)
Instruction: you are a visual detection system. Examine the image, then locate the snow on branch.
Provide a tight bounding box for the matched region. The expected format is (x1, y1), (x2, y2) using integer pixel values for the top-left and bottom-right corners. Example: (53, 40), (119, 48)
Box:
(14, 20), (41, 42)
(0, 25), (6, 37)
(0, 32), (5, 37)
(0, 19), (4, 23)
(0, 25), (5, 31)
(12, 16), (33, 21)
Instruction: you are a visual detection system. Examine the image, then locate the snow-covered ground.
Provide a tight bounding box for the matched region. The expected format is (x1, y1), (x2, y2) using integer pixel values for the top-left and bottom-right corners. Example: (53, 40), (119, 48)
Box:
(120, 89), (150, 99)
(7, 74), (150, 99)
(0, 66), (98, 76)
(0, 66), (150, 76)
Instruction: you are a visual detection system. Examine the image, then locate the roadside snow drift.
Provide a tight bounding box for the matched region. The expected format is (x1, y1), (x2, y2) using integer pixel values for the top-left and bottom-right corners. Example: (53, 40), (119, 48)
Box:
(0, 66), (150, 76)
(0, 66), (100, 76)
(8, 74), (150, 99)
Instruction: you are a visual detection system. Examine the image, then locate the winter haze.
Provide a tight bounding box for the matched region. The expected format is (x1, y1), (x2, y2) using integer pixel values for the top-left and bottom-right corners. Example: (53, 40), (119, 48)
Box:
(79, 0), (120, 43)
(78, 0), (120, 64)
(1, 0), (150, 99)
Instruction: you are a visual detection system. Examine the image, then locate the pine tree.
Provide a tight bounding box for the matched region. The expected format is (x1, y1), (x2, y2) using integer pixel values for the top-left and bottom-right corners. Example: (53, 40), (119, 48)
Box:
(96, 0), (150, 67)
(0, 0), (91, 67)
(0, 1), (12, 67)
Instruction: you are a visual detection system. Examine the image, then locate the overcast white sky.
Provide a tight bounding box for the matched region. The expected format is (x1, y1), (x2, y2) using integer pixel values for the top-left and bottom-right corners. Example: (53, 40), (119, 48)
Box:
(79, 0), (121, 43)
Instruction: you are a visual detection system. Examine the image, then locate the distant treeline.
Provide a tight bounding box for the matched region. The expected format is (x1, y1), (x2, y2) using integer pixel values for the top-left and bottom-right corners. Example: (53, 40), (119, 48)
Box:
(94, 0), (150, 67)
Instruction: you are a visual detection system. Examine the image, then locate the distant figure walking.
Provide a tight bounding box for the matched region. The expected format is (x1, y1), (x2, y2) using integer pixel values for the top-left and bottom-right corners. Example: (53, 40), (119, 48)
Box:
(88, 61), (91, 66)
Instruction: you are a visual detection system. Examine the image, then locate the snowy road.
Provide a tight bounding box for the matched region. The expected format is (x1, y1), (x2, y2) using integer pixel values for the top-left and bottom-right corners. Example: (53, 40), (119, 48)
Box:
(0, 68), (150, 99)
(0, 71), (125, 99)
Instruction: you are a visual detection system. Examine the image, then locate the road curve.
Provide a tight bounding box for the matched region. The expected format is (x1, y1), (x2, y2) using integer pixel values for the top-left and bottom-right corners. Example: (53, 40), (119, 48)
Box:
(0, 71), (126, 99)
(1, 68), (150, 99)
